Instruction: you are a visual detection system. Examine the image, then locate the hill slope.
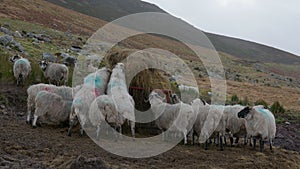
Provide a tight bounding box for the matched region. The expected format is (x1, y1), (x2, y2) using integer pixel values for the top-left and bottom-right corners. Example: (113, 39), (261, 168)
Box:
(45, 0), (300, 65)
(45, 0), (166, 21)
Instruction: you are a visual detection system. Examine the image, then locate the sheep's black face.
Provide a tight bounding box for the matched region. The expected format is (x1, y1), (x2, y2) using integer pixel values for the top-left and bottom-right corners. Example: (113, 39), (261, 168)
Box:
(238, 107), (251, 118)
(39, 60), (48, 71)
(9, 55), (20, 63)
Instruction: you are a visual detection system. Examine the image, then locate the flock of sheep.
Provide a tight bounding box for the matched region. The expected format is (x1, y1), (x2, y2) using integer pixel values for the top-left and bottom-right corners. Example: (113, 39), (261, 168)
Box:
(9, 55), (276, 153)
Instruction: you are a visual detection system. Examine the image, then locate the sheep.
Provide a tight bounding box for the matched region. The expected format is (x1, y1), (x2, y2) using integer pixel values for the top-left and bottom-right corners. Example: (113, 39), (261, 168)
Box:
(88, 95), (122, 140)
(67, 67), (111, 136)
(106, 63), (135, 138)
(178, 84), (199, 104)
(223, 105), (247, 146)
(237, 105), (276, 152)
(148, 89), (196, 144)
(191, 99), (226, 150)
(9, 55), (31, 86)
(26, 83), (81, 124)
(32, 91), (72, 128)
(39, 60), (69, 85)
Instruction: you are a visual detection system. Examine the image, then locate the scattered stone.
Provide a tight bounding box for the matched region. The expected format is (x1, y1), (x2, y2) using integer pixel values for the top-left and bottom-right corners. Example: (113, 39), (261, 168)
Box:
(0, 26), (12, 35)
(0, 105), (5, 109)
(13, 31), (22, 38)
(0, 35), (14, 46)
(285, 121), (291, 125)
(71, 46), (82, 53)
(42, 52), (57, 62)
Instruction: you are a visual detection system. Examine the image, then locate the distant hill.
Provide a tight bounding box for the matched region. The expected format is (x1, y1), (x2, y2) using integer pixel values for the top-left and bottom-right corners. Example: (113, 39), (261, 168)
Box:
(45, 0), (166, 21)
(45, 0), (300, 65)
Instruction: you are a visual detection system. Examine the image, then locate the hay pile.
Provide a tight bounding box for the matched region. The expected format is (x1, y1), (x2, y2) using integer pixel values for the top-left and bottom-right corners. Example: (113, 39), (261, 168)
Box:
(105, 47), (172, 110)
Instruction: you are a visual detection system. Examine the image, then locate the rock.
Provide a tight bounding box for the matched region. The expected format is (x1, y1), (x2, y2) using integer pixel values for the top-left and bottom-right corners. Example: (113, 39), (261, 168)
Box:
(0, 35), (14, 46)
(285, 121), (291, 125)
(0, 26), (12, 35)
(0, 105), (5, 109)
(70, 156), (107, 169)
(42, 52), (57, 62)
(71, 46), (82, 53)
(13, 31), (22, 38)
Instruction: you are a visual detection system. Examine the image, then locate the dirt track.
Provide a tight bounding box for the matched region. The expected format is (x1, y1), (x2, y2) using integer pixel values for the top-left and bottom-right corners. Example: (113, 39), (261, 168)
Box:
(1, 84), (300, 169)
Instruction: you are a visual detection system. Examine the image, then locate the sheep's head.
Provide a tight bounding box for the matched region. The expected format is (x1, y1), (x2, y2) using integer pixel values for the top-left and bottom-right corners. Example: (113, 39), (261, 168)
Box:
(171, 93), (181, 104)
(148, 90), (166, 103)
(39, 60), (48, 71)
(237, 106), (251, 118)
(9, 55), (21, 63)
(115, 62), (125, 72)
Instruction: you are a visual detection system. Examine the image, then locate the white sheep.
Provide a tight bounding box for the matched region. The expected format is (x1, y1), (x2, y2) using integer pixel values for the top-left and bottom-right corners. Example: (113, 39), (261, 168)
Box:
(149, 89), (196, 144)
(178, 84), (199, 104)
(88, 95), (123, 140)
(26, 83), (81, 124)
(223, 105), (247, 146)
(106, 63), (135, 138)
(68, 67), (111, 136)
(237, 105), (276, 152)
(191, 99), (226, 150)
(9, 55), (31, 86)
(32, 91), (72, 128)
(39, 60), (69, 85)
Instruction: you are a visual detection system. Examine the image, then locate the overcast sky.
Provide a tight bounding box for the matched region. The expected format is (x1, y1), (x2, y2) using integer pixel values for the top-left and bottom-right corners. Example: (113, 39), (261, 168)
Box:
(143, 0), (300, 56)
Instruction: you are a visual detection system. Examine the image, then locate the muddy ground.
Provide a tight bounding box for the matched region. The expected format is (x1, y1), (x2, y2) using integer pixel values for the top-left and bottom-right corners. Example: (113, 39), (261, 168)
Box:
(0, 84), (300, 169)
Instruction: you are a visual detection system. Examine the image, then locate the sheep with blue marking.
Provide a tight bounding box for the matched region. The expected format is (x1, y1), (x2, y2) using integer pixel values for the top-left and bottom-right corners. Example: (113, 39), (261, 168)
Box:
(26, 83), (81, 124)
(238, 105), (276, 152)
(32, 91), (73, 128)
(106, 63), (135, 138)
(9, 55), (31, 86)
(67, 67), (111, 136)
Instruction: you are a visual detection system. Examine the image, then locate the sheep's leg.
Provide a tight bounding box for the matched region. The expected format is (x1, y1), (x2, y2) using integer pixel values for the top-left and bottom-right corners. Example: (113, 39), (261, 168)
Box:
(235, 137), (239, 144)
(269, 139), (273, 150)
(253, 138), (256, 150)
(130, 121), (135, 138)
(205, 140), (209, 150)
(67, 124), (73, 136)
(259, 139), (264, 152)
(26, 111), (31, 124)
(183, 131), (187, 145)
(229, 137), (234, 146)
(114, 126), (118, 142)
(79, 126), (84, 137)
(32, 115), (38, 128)
(96, 124), (101, 141)
(244, 136), (248, 145)
(219, 134), (224, 151)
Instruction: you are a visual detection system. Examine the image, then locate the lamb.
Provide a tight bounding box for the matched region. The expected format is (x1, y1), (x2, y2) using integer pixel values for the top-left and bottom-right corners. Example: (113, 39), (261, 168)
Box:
(39, 60), (69, 85)
(178, 84), (199, 104)
(106, 63), (135, 138)
(148, 89), (196, 144)
(67, 67), (111, 136)
(88, 95), (122, 140)
(26, 83), (81, 124)
(237, 105), (276, 152)
(9, 55), (31, 86)
(32, 91), (72, 128)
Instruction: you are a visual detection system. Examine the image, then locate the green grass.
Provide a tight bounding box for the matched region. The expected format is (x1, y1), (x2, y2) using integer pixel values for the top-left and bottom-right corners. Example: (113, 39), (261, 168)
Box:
(0, 17), (81, 86)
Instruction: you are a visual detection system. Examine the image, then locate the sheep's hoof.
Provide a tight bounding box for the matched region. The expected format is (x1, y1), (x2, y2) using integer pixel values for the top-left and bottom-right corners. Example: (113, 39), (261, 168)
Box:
(67, 132), (72, 137)
(26, 121), (30, 125)
(32, 125), (37, 129)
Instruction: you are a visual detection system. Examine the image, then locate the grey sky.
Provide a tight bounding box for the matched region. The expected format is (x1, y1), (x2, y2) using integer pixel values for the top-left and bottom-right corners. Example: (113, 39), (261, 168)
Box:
(143, 0), (300, 56)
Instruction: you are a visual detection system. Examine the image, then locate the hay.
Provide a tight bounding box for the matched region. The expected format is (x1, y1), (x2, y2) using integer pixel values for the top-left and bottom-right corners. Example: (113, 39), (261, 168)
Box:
(105, 47), (172, 110)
